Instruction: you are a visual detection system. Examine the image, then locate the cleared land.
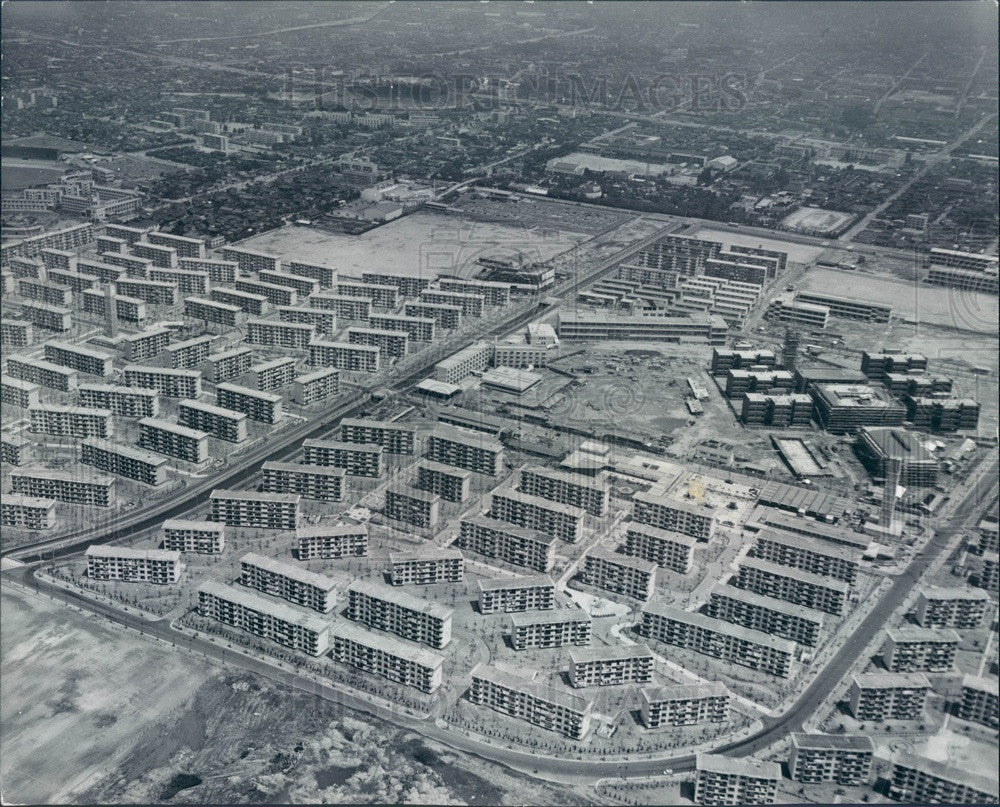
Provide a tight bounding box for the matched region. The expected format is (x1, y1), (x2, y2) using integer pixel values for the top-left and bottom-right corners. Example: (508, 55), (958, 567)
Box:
(234, 210), (588, 280)
(781, 206), (856, 234)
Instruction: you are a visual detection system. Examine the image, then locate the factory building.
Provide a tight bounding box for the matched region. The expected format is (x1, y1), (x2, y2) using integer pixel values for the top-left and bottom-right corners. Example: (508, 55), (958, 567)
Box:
(568, 644), (654, 687)
(388, 549), (464, 586)
(297, 524), (368, 559)
(509, 609), (592, 650)
(81, 438), (168, 486)
(209, 489), (300, 530)
(197, 581), (329, 656)
(622, 524), (696, 574)
(302, 439), (382, 477)
(639, 683), (729, 728)
(478, 575), (556, 614)
(239, 552), (336, 613)
(330, 622), (444, 693)
(458, 515), (557, 573)
(579, 547), (657, 600)
(640, 603), (794, 678)
(469, 663), (592, 740)
(348, 580), (453, 649)
(161, 519), (225, 554)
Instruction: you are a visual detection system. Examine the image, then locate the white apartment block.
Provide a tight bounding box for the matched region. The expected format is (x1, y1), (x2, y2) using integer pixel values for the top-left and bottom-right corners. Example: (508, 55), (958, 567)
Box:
(404, 301), (461, 331)
(490, 488), (585, 543)
(261, 461), (345, 501)
(205, 346), (253, 383)
(247, 318), (315, 349)
(250, 357), (297, 391)
(185, 296), (241, 326)
(433, 341), (490, 384)
(222, 246), (280, 274)
(216, 382), (282, 424)
(754, 529), (859, 584)
(881, 627), (960, 672)
(478, 574), (556, 614)
(124, 365), (202, 399)
(458, 515), (556, 573)
(149, 267), (210, 296)
(239, 552), (336, 613)
(640, 683), (730, 728)
(43, 340), (114, 377)
(337, 280), (397, 308)
(309, 293), (371, 321)
(1, 494), (57, 530)
(5, 356), (78, 391)
(330, 622), (444, 693)
(10, 469), (114, 507)
(278, 305), (337, 335)
(346, 326), (408, 359)
(416, 460), (471, 503)
(259, 269), (319, 298)
(138, 417), (209, 463)
(707, 583), (826, 647)
(209, 489), (300, 530)
(694, 754), (781, 806)
(308, 340), (380, 373)
(848, 672), (931, 720)
(210, 287), (267, 316)
(518, 466), (609, 517)
(161, 519), (225, 554)
(623, 524), (696, 573)
(197, 580), (329, 656)
(385, 486), (440, 529)
(292, 367), (340, 405)
(369, 313), (435, 343)
(348, 580), (453, 649)
(29, 404), (113, 439)
(509, 609), (592, 650)
(420, 288), (484, 318)
(632, 490), (716, 541)
(426, 425), (504, 476)
(789, 734), (875, 786)
(78, 383), (159, 418)
(178, 400), (248, 443)
(236, 278), (296, 308)
(568, 644), (655, 687)
(297, 524), (368, 559)
(579, 547), (657, 601)
(340, 418), (416, 455)
(164, 335), (215, 369)
(81, 438), (169, 486)
(388, 549), (464, 586)
(914, 587), (989, 629)
(735, 556), (849, 616)
(86, 545), (182, 584)
(302, 439), (382, 477)
(1, 375), (41, 408)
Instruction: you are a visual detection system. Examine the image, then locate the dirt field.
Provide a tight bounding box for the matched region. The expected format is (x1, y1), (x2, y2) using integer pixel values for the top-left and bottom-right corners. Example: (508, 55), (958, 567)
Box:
(0, 584), (597, 805)
(781, 206), (856, 235)
(234, 210), (587, 280)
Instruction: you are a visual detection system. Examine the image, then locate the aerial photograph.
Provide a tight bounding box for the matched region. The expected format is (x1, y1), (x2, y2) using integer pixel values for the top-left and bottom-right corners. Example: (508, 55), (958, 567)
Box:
(0, 1), (997, 805)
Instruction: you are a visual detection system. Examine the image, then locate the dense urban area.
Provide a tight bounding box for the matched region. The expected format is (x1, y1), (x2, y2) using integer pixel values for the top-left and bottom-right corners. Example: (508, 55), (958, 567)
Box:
(1, 2), (998, 805)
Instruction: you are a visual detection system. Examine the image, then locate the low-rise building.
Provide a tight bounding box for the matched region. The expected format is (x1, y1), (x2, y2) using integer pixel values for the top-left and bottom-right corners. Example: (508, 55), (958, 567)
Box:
(161, 519), (225, 554)
(789, 734), (875, 786)
(388, 549), (464, 586)
(348, 580), (453, 649)
(86, 545), (182, 584)
(478, 574), (556, 614)
(239, 552), (336, 613)
(694, 753), (781, 806)
(568, 644), (654, 687)
(640, 683), (729, 728)
(848, 672), (931, 720)
(296, 524), (368, 559)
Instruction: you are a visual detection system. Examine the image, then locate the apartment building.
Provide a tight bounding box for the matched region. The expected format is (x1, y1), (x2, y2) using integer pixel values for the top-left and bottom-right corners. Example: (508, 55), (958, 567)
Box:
(913, 587), (989, 629)
(724, 369), (795, 399)
(568, 644), (654, 687)
(347, 580), (453, 649)
(579, 547), (657, 600)
(438, 277), (511, 306)
(861, 351), (928, 380)
(518, 466), (609, 517)
(29, 404), (112, 439)
(493, 341), (550, 369)
(221, 246), (280, 274)
(793, 291), (892, 323)
(249, 357), (296, 392)
(19, 278), (72, 307)
(888, 752), (998, 805)
(78, 383), (159, 418)
(341, 418), (416, 455)
(114, 278), (177, 307)
(124, 365), (201, 399)
(426, 425), (504, 476)
(420, 288), (484, 318)
(694, 753), (781, 806)
(707, 583), (825, 647)
(297, 524), (368, 559)
(234, 277), (297, 309)
(246, 318), (315, 349)
(330, 621), (444, 693)
(469, 663), (593, 740)
(345, 327), (408, 360)
(1, 319), (32, 348)
(178, 400), (248, 443)
(622, 524), (696, 574)
(811, 384), (906, 433)
(5, 356), (78, 391)
(302, 439), (382, 477)
(360, 271), (430, 299)
(735, 556), (849, 616)
(309, 293), (372, 321)
(337, 280), (397, 308)
(116, 327), (170, 361)
(632, 490), (716, 542)
(416, 460), (471, 503)
(261, 461), (345, 501)
(369, 313), (435, 343)
(848, 672), (932, 720)
(925, 264), (999, 295)
(433, 342), (491, 384)
(185, 296), (241, 326)
(164, 335), (215, 369)
(640, 682), (729, 728)
(957, 674), (999, 730)
(130, 241), (178, 269)
(385, 486), (440, 529)
(556, 312), (728, 345)
(259, 269), (319, 298)
(76, 258), (125, 284)
(881, 627), (960, 672)
(287, 260), (336, 288)
(205, 346), (252, 383)
(292, 367), (340, 405)
(278, 305), (337, 335)
(86, 545), (182, 584)
(308, 340), (380, 373)
(149, 267), (209, 296)
(20, 300), (73, 332)
(1, 375), (41, 409)
(509, 609), (592, 650)
(404, 301), (462, 331)
(388, 549), (464, 586)
(197, 580), (329, 656)
(1, 435), (30, 466)
(80, 288), (147, 322)
(210, 287), (267, 316)
(490, 488), (585, 543)
(10, 469), (114, 507)
(478, 575), (556, 614)
(1, 494), (57, 530)
(789, 734), (875, 786)
(209, 489), (300, 530)
(101, 251), (153, 278)
(216, 382), (282, 424)
(753, 529), (859, 584)
(239, 552), (336, 613)
(640, 602), (795, 678)
(458, 515), (556, 573)
(81, 438), (168, 486)
(161, 519), (225, 554)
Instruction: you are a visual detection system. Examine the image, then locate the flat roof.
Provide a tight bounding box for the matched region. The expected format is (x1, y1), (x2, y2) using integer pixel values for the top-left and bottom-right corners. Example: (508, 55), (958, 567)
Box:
(262, 460), (346, 477)
(739, 556), (850, 592)
(463, 514), (556, 546)
(756, 527), (859, 562)
(748, 505), (866, 546)
(709, 583), (826, 623)
(198, 580), (328, 634)
(248, 317), (315, 331)
(86, 545), (180, 562)
(189, 295), (242, 312)
(83, 437), (169, 466)
(44, 339), (114, 360)
(78, 382), (157, 395)
(138, 417), (209, 442)
(695, 753), (781, 780)
(2, 493), (57, 509)
(640, 682), (728, 703)
(586, 546), (657, 574)
(330, 621), (444, 670)
(125, 364), (201, 379)
(470, 663), (592, 714)
(349, 579), (453, 621)
(2, 375), (41, 391)
(852, 671), (932, 689)
(250, 356), (297, 372)
(430, 423), (504, 453)
(309, 339), (379, 354)
(390, 548), (464, 564)
(509, 608), (591, 627)
(302, 438), (382, 454)
(481, 366), (542, 392)
(296, 523), (368, 538)
(11, 468), (114, 486)
(961, 674), (999, 694)
(569, 643), (653, 664)
(210, 489), (300, 504)
(435, 342), (491, 370)
(625, 522), (698, 547)
(791, 733), (875, 752)
(31, 403), (112, 417)
(493, 487), (586, 519)
(892, 752), (998, 797)
(179, 399), (248, 420)
(162, 518), (223, 532)
(641, 602), (796, 653)
(342, 417), (417, 434)
(522, 465), (607, 493)
(633, 489), (716, 517)
(216, 382), (282, 403)
(387, 485), (440, 504)
(240, 551), (336, 592)
(478, 574), (555, 592)
(294, 367), (340, 383)
(417, 379), (461, 397)
(918, 586), (990, 602)
(419, 458), (473, 479)
(885, 626), (961, 643)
